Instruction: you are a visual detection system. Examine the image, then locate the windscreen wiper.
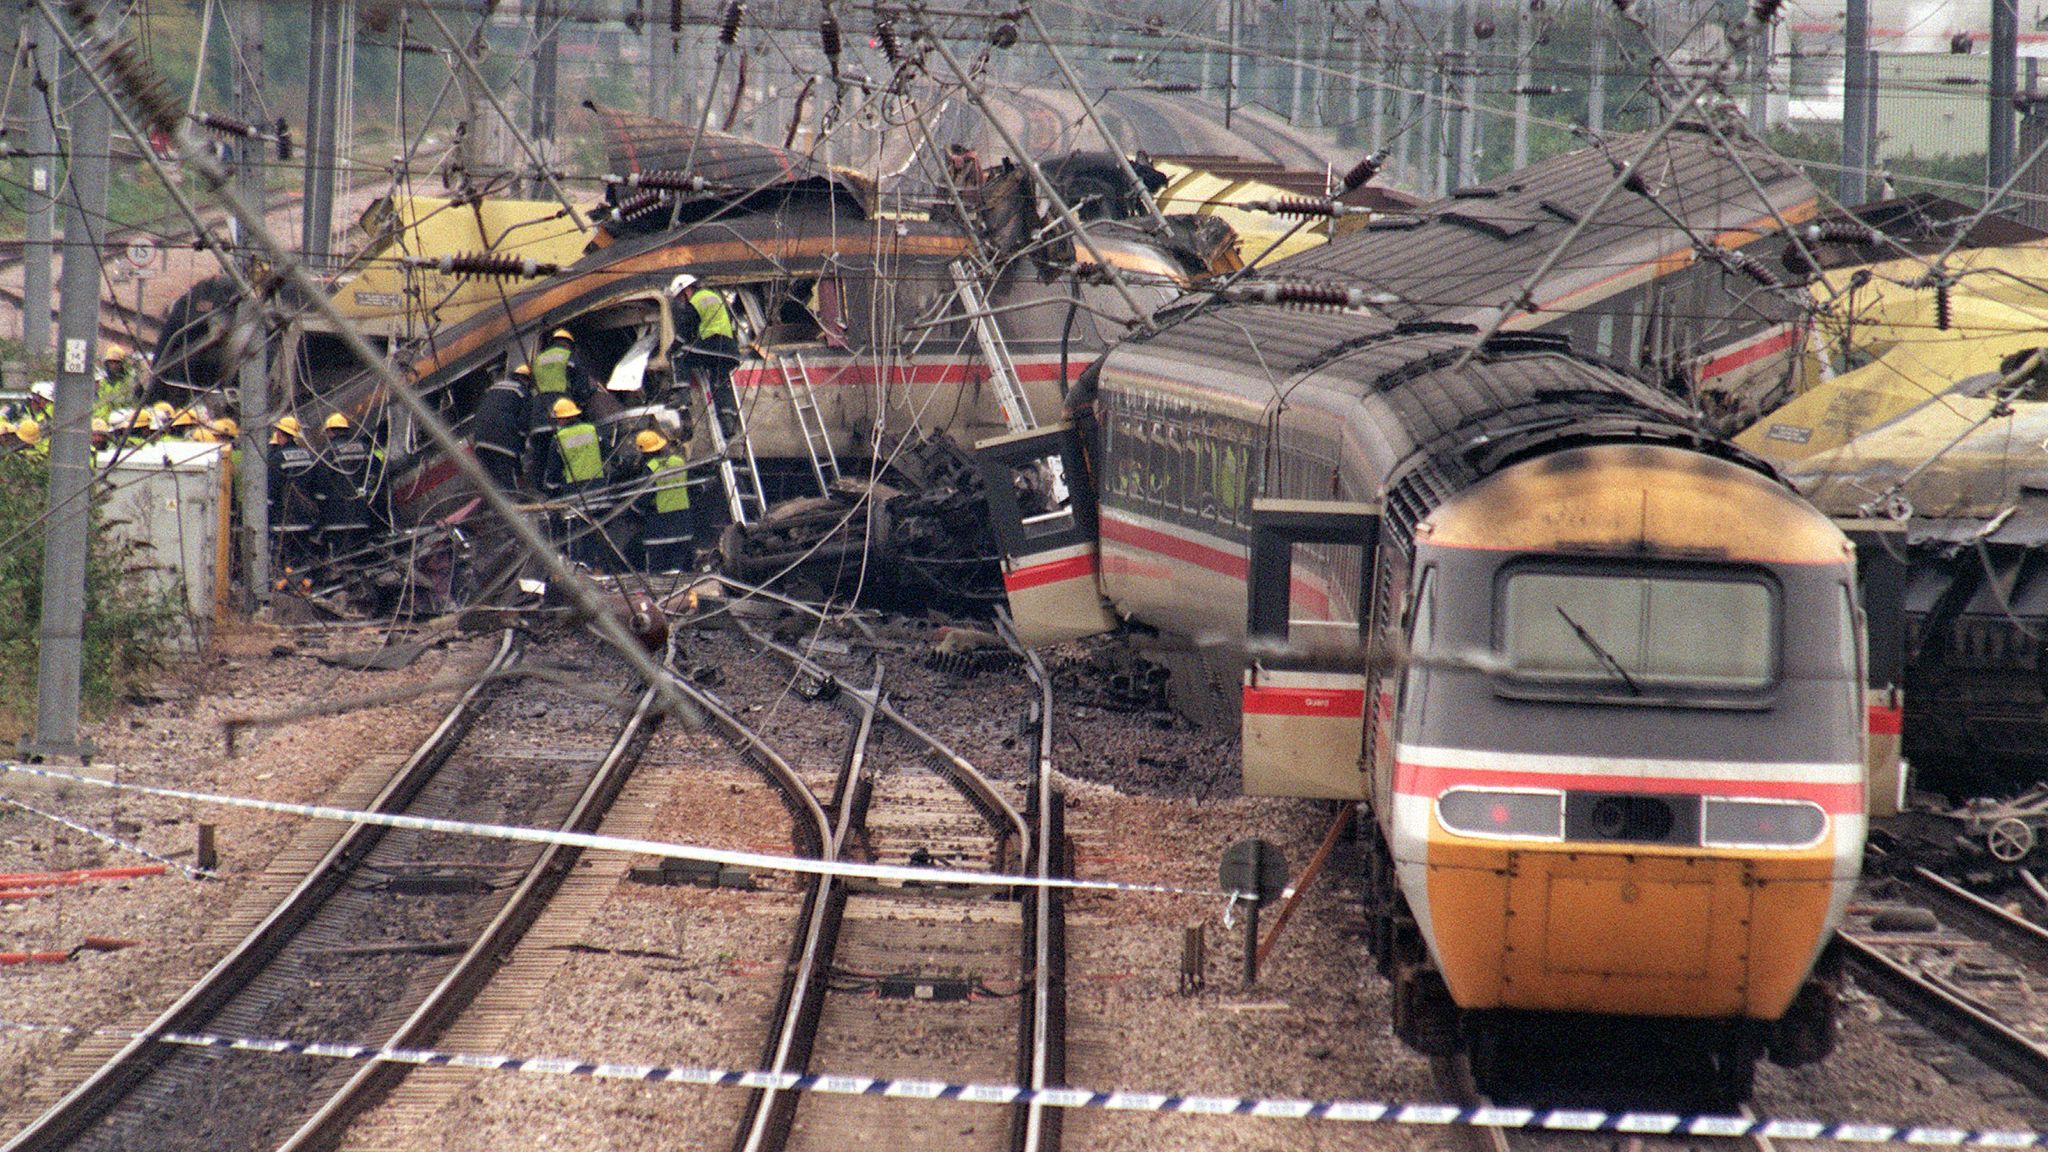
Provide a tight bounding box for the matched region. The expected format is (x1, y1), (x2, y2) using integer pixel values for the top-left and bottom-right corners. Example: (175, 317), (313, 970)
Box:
(1555, 605), (1642, 696)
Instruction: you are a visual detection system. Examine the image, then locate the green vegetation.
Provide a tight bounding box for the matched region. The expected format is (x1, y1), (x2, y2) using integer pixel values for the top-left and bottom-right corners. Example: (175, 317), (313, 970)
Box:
(0, 444), (182, 743)
(1768, 125), (1992, 206)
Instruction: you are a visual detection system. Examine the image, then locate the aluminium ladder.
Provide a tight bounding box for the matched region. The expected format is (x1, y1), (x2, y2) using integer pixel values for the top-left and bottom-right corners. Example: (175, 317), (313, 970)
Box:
(775, 349), (841, 495)
(700, 373), (769, 526)
(950, 260), (1036, 433)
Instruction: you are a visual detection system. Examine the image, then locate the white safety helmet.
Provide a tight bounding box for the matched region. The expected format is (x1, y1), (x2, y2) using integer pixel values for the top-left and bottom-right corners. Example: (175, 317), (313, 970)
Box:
(28, 380), (54, 403)
(668, 273), (698, 298)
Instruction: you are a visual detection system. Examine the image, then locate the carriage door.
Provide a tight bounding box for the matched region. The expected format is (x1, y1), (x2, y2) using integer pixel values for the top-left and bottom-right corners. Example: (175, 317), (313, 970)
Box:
(1839, 519), (1908, 816)
(1241, 498), (1380, 799)
(975, 422), (1118, 647)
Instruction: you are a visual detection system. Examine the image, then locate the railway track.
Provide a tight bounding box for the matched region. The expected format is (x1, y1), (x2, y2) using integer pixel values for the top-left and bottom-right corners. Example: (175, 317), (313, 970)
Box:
(681, 591), (1063, 1152)
(1839, 864), (2048, 1102)
(3, 628), (669, 1152)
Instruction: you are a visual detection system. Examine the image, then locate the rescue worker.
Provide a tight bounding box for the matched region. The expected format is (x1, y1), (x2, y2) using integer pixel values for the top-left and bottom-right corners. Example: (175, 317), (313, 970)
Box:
(315, 413), (375, 561)
(545, 397), (608, 565)
(667, 274), (741, 438)
(90, 417), (110, 453)
(473, 363), (532, 493)
(633, 429), (694, 573)
(267, 415), (320, 569)
(100, 343), (142, 411)
(168, 407), (202, 438)
(323, 412), (386, 525)
(529, 328), (595, 445)
(150, 400), (175, 433)
(14, 418), (43, 457)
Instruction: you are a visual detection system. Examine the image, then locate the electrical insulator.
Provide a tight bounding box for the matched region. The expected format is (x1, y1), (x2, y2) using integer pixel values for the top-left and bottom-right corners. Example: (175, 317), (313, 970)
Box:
(1234, 281), (1369, 309)
(91, 30), (181, 139)
(614, 190), (668, 222)
(991, 16), (1019, 49)
(1528, 0), (1544, 9)
(628, 168), (711, 192)
(1951, 31), (1973, 53)
(1341, 148), (1389, 192)
(670, 0), (684, 34)
(719, 0), (745, 47)
(1473, 18), (1495, 38)
(1247, 197), (1338, 217)
(1720, 248), (1783, 289)
(1750, 0), (1782, 23)
(198, 112), (258, 140)
(273, 117), (292, 161)
(1511, 84), (1563, 95)
(413, 252), (562, 280)
(820, 9), (842, 61)
(1807, 220), (1879, 246)
(1935, 281), (1953, 330)
(876, 18), (903, 64)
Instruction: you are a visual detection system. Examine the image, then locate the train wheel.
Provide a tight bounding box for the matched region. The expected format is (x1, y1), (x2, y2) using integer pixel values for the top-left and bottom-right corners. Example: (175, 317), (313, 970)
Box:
(1392, 964), (1459, 1057)
(1767, 977), (1840, 1067)
(1709, 1032), (1762, 1107)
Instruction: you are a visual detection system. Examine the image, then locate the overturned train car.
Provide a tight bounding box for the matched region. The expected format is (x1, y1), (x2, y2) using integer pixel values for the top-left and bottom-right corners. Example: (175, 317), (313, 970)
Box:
(981, 308), (1898, 1100)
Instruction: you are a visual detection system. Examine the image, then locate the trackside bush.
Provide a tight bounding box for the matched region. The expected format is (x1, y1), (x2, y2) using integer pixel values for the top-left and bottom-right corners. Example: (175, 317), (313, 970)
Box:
(0, 449), (180, 741)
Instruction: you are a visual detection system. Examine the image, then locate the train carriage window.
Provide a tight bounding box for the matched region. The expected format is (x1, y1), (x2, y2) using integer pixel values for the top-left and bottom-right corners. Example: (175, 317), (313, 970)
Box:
(1499, 568), (1777, 697)
(1398, 567), (1437, 729)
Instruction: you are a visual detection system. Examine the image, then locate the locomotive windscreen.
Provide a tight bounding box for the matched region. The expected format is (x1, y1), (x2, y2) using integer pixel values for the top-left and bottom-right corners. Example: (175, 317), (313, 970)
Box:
(1497, 567), (1777, 695)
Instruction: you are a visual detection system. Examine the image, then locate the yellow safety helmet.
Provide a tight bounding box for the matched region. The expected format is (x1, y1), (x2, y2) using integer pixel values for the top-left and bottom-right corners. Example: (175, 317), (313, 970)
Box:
(214, 416), (239, 438)
(91, 417), (110, 435)
(634, 429), (668, 454)
(0, 419), (14, 437)
(152, 401), (174, 418)
(16, 419), (40, 445)
(548, 327), (575, 344)
(129, 408), (153, 428)
(190, 427), (219, 443)
(512, 363), (532, 377)
(323, 412), (351, 431)
(274, 415), (303, 438)
(171, 408), (199, 427)
(551, 397), (582, 419)
(103, 342), (127, 362)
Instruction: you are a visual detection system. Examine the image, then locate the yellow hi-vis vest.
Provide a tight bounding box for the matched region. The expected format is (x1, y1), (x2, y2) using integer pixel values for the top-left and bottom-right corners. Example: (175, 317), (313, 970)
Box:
(534, 344), (573, 394)
(648, 454), (690, 511)
(557, 421), (602, 484)
(689, 288), (735, 341)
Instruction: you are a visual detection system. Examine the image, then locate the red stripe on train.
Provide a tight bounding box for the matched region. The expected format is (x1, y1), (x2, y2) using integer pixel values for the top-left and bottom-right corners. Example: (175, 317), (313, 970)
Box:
(1698, 325), (1801, 381)
(1003, 553), (1097, 592)
(1243, 686), (1366, 718)
(1868, 705), (1903, 736)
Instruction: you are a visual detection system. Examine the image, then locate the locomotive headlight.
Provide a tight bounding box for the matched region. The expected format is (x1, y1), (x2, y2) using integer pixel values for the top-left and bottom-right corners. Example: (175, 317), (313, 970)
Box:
(1701, 798), (1828, 849)
(1435, 788), (1565, 841)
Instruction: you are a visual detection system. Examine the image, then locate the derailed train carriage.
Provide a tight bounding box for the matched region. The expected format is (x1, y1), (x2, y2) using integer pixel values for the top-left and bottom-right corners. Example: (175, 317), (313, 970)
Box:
(980, 303), (1901, 1101)
(157, 120), (1221, 602)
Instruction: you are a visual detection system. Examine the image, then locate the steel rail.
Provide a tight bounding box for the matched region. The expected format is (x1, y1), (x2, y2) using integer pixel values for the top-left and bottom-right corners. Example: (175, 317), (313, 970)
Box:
(737, 665), (884, 1152)
(733, 619), (1030, 862)
(274, 631), (676, 1152)
(3, 629), (522, 1152)
(1901, 865), (2048, 969)
(997, 612), (1063, 1152)
(1839, 922), (2048, 1099)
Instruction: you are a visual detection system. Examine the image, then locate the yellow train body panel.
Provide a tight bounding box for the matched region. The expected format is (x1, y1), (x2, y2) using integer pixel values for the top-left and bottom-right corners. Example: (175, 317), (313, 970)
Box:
(1421, 835), (1837, 1020)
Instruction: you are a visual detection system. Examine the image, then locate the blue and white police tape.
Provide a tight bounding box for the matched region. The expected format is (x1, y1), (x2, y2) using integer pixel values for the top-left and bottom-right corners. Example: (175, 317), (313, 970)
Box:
(0, 762), (1199, 897)
(0, 1017), (2031, 1145)
(1, 795), (214, 879)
